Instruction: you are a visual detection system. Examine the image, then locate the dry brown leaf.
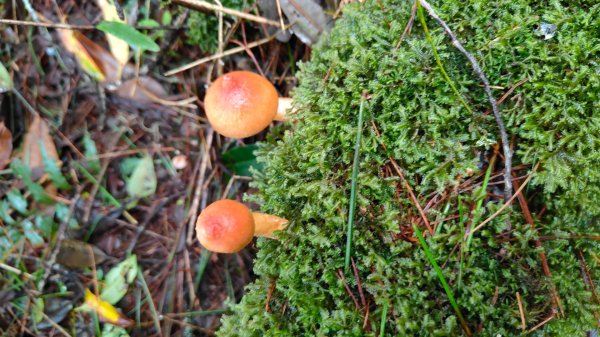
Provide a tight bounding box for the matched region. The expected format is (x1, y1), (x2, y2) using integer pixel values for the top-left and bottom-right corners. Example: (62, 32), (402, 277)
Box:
(57, 29), (107, 82)
(115, 76), (167, 104)
(21, 114), (59, 180)
(279, 0), (332, 45)
(56, 239), (108, 269)
(0, 121), (12, 170)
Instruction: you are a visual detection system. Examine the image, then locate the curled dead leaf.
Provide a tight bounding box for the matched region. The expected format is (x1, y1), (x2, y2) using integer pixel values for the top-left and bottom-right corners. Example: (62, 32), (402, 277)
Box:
(21, 114), (59, 180)
(115, 76), (167, 104)
(57, 29), (107, 82)
(56, 239), (108, 269)
(0, 121), (12, 170)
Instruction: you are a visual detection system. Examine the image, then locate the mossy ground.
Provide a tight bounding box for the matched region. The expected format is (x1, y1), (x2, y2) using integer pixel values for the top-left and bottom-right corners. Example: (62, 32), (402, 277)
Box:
(218, 0), (600, 335)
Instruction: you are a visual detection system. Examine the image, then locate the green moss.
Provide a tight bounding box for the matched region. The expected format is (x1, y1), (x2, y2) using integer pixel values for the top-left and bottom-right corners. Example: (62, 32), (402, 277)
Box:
(185, 0), (251, 53)
(218, 0), (600, 335)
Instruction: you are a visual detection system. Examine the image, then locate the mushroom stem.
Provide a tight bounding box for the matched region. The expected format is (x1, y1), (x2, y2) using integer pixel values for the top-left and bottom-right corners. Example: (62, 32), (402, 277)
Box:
(275, 97), (293, 122)
(252, 212), (288, 238)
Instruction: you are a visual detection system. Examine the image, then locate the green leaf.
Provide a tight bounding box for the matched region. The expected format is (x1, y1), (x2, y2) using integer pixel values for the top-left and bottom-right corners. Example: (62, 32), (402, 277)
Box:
(97, 21), (160, 52)
(0, 62), (12, 93)
(11, 159), (52, 203)
(40, 142), (69, 189)
(102, 324), (130, 337)
(138, 19), (160, 28)
(82, 132), (101, 173)
(23, 219), (44, 245)
(222, 144), (263, 177)
(31, 298), (44, 324)
(0, 200), (16, 225)
(162, 11), (172, 26)
(125, 154), (156, 199)
(6, 190), (28, 215)
(100, 255), (138, 305)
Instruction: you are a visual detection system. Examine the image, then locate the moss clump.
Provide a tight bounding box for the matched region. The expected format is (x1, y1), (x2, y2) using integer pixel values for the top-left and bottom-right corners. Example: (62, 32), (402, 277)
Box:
(218, 0), (600, 335)
(185, 0), (251, 53)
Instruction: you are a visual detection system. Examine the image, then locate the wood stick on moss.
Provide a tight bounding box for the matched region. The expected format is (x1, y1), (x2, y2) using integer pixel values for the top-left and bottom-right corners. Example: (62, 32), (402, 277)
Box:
(418, 0), (513, 201)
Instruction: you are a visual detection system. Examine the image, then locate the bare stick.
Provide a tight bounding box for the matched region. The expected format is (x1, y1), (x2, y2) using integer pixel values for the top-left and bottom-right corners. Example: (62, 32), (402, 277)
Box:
(186, 129), (214, 245)
(165, 34), (277, 76)
(516, 292), (526, 331)
(172, 0), (280, 26)
(0, 18), (182, 30)
(470, 162), (539, 236)
(418, 0), (513, 200)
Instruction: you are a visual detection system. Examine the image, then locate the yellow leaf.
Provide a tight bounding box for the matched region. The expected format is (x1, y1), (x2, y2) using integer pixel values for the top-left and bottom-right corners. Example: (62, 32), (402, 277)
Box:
(21, 114), (59, 181)
(96, 0), (129, 79)
(84, 289), (133, 327)
(57, 29), (106, 82)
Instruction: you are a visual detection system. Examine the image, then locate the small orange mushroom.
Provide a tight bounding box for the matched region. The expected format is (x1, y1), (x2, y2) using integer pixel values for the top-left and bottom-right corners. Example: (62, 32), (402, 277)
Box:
(204, 71), (291, 139)
(195, 199), (288, 253)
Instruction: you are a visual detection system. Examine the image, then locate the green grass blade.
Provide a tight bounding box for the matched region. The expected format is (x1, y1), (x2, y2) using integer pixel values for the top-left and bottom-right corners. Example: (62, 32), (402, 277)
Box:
(417, 2), (472, 114)
(413, 224), (472, 336)
(137, 266), (162, 334)
(344, 95), (366, 272)
(380, 301), (389, 337)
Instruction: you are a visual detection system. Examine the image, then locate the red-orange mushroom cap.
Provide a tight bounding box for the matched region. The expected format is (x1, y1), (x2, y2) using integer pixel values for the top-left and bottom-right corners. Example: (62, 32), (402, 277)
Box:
(195, 199), (255, 253)
(204, 71), (279, 139)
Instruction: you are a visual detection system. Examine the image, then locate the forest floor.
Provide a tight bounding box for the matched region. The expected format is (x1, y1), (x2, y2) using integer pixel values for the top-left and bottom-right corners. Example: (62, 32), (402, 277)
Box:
(0, 0), (323, 335)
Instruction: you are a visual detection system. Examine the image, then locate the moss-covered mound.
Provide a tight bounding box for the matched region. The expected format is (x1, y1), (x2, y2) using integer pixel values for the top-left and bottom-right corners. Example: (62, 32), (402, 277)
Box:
(218, 0), (600, 335)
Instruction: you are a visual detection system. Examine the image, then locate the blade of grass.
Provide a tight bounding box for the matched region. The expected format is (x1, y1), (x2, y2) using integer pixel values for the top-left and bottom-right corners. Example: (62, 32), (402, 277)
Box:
(165, 308), (228, 317)
(137, 267), (162, 336)
(417, 2), (471, 114)
(380, 301), (389, 337)
(462, 151), (498, 282)
(344, 94), (366, 272)
(74, 161), (137, 225)
(193, 248), (211, 290)
(413, 224), (472, 336)
(224, 257), (235, 301)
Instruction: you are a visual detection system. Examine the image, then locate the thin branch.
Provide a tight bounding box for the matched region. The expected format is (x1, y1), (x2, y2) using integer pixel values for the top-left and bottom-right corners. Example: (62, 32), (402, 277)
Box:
(172, 0), (280, 26)
(418, 0), (513, 200)
(0, 18), (182, 30)
(165, 33), (279, 76)
(469, 162), (539, 236)
(516, 292), (526, 331)
(185, 129), (214, 245)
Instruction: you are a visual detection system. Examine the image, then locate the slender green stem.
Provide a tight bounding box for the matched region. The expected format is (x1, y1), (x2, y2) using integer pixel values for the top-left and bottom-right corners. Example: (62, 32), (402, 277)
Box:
(413, 224), (472, 336)
(380, 302), (389, 337)
(417, 2), (472, 114)
(344, 95), (366, 272)
(137, 267), (162, 334)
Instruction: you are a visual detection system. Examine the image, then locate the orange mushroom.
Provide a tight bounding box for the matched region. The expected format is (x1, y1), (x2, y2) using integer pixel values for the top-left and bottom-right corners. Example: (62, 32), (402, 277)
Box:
(195, 199), (288, 253)
(204, 71), (291, 139)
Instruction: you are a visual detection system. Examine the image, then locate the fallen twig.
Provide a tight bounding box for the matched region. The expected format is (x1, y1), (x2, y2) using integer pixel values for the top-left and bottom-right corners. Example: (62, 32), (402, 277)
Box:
(469, 162), (538, 236)
(165, 34), (279, 76)
(172, 0), (280, 26)
(516, 292), (526, 331)
(418, 0), (513, 201)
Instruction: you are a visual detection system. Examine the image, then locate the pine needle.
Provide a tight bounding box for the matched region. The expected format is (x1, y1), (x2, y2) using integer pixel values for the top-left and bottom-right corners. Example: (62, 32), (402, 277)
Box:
(417, 2), (472, 114)
(344, 95), (366, 272)
(413, 224), (472, 336)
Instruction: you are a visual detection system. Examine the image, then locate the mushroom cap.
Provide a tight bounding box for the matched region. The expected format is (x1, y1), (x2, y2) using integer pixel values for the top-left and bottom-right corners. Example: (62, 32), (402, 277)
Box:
(195, 199), (255, 253)
(204, 71), (279, 139)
